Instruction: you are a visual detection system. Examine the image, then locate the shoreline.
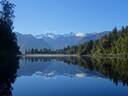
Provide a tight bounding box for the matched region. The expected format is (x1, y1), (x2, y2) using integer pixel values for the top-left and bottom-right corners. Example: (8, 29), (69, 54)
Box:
(20, 54), (78, 57)
(18, 54), (128, 59)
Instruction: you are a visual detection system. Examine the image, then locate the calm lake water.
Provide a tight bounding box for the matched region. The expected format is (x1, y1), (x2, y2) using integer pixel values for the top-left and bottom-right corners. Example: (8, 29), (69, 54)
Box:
(0, 56), (128, 96)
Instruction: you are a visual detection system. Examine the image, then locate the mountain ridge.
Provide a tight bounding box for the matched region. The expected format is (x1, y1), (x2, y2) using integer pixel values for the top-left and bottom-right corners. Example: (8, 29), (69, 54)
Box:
(15, 31), (109, 52)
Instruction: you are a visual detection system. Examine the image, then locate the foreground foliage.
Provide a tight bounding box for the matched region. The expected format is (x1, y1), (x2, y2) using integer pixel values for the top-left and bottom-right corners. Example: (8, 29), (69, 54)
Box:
(0, 0), (20, 55)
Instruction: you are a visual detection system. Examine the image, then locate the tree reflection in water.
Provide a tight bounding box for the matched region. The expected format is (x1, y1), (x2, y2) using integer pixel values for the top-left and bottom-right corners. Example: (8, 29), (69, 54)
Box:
(23, 56), (128, 86)
(90, 57), (128, 86)
(0, 54), (19, 96)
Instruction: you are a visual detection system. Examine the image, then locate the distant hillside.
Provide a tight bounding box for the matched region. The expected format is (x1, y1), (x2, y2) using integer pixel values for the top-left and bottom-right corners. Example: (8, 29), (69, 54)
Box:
(15, 31), (109, 52)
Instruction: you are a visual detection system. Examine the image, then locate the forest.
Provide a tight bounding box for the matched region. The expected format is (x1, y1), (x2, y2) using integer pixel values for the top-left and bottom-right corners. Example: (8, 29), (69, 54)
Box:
(78, 26), (128, 56)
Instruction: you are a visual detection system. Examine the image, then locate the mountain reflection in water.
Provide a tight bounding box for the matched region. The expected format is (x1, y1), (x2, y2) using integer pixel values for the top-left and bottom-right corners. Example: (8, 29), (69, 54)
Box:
(17, 57), (103, 79)
(18, 56), (128, 86)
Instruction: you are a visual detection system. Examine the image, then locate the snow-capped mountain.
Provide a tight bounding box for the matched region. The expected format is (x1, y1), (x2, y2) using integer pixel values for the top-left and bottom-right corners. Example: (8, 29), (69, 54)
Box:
(35, 32), (59, 39)
(16, 31), (109, 52)
(35, 32), (86, 39)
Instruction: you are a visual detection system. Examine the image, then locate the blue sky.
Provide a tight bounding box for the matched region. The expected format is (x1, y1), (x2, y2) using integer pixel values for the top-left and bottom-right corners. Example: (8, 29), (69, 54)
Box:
(12, 0), (128, 35)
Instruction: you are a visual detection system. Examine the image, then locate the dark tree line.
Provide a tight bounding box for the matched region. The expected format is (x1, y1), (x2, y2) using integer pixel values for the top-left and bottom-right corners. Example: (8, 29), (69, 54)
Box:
(25, 46), (78, 54)
(0, 0), (20, 55)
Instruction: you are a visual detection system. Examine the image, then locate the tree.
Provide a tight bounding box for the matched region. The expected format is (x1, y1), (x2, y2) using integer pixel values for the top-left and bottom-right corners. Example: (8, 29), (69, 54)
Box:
(0, 0), (20, 55)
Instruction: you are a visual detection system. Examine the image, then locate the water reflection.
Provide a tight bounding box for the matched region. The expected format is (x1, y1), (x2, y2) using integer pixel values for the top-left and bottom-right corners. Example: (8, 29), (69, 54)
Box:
(0, 55), (128, 96)
(91, 58), (128, 86)
(18, 56), (103, 79)
(20, 56), (128, 86)
(11, 56), (128, 96)
(0, 55), (19, 96)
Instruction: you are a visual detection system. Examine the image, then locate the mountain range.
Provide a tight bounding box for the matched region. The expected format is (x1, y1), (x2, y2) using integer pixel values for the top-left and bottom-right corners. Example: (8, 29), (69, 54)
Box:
(16, 31), (109, 52)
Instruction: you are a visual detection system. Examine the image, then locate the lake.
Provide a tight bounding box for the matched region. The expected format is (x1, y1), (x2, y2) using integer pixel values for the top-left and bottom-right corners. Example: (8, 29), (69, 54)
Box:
(0, 56), (128, 96)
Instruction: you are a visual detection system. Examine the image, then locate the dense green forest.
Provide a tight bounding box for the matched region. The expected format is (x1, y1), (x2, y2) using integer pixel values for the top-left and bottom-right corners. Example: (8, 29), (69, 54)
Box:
(78, 26), (128, 56)
(26, 26), (128, 56)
